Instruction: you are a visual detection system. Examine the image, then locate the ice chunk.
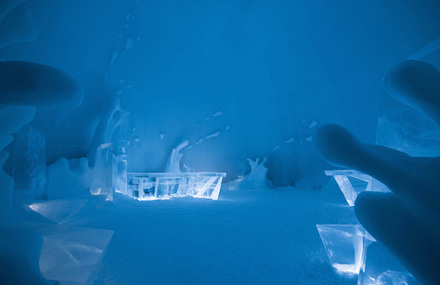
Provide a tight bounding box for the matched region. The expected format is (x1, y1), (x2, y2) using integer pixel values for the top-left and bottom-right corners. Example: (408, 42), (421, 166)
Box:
(324, 170), (388, 207)
(316, 224), (367, 275)
(90, 143), (113, 201)
(13, 125), (47, 199)
(29, 199), (88, 224)
(38, 225), (113, 285)
(358, 242), (419, 285)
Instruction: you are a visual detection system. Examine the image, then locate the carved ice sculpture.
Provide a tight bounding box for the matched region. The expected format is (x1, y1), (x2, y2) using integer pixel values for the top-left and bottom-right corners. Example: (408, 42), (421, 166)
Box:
(127, 172), (226, 200)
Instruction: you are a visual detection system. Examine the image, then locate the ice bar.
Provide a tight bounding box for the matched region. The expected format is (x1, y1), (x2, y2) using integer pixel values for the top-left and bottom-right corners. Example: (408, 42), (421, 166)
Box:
(127, 172), (226, 200)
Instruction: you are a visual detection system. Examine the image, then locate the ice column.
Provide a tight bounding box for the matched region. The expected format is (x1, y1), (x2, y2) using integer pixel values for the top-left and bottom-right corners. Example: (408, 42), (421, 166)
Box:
(90, 143), (113, 201)
(113, 140), (128, 196)
(12, 125), (47, 199)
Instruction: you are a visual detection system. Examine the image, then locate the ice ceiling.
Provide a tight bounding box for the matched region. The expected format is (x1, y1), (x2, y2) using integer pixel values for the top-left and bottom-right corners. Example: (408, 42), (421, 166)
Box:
(2, 0), (440, 186)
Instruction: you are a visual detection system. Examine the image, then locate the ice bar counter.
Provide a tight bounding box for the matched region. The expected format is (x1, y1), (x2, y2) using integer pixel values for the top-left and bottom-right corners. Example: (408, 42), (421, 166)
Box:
(125, 172), (226, 200)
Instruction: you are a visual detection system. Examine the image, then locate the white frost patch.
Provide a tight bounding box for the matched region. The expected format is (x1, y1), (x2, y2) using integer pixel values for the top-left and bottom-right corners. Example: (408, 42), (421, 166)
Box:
(206, 131), (220, 139)
(309, 121), (318, 128)
(195, 139), (204, 145)
(125, 37), (133, 50)
(271, 146), (280, 152)
(284, 137), (295, 144)
(213, 111), (223, 117)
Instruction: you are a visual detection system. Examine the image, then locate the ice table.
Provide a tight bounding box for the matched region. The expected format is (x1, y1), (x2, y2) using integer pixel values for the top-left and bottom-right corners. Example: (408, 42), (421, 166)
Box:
(127, 172), (226, 200)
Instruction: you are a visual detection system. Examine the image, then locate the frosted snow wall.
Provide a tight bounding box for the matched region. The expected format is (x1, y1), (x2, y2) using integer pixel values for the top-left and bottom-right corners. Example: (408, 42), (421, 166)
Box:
(2, 0), (440, 186)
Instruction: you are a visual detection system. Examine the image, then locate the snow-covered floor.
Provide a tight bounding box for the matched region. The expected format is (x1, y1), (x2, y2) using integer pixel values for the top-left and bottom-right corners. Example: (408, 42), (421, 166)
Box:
(68, 183), (359, 284)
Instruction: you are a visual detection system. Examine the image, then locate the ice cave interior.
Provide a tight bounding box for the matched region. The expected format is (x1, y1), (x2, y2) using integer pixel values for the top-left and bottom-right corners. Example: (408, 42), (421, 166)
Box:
(1, 0), (440, 284)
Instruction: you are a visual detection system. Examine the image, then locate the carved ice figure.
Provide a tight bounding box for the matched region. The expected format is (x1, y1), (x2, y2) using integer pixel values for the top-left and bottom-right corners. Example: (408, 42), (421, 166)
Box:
(165, 140), (189, 173)
(238, 157), (271, 189)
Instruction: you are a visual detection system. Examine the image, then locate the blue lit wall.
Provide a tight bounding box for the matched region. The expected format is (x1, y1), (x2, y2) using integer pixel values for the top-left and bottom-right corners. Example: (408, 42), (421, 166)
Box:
(2, 0), (439, 185)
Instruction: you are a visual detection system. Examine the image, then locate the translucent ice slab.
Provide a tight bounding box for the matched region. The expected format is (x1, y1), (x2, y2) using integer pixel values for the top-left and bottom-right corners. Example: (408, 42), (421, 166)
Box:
(127, 172), (226, 200)
(29, 199), (89, 224)
(325, 170), (388, 206)
(37, 225), (113, 285)
(316, 224), (372, 275)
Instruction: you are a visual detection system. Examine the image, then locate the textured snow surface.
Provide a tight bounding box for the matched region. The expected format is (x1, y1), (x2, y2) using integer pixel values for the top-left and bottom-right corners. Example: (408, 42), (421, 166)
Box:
(65, 184), (360, 285)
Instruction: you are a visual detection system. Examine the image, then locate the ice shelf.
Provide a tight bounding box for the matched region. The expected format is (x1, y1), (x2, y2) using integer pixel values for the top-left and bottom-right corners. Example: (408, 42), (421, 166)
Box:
(324, 170), (388, 207)
(127, 172), (226, 200)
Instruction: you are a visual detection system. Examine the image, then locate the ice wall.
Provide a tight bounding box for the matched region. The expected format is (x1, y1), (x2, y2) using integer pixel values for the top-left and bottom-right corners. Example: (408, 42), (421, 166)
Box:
(1, 0), (439, 185)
